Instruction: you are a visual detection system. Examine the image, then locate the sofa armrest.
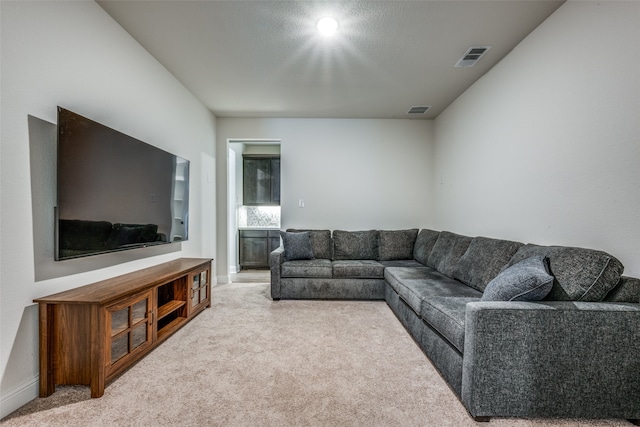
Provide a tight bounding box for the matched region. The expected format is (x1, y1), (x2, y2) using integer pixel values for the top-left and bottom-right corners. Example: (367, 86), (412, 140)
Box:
(462, 301), (640, 419)
(270, 245), (285, 300)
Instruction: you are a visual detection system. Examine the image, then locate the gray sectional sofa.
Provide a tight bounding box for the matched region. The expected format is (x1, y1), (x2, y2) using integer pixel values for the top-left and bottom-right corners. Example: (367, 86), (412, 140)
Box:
(270, 228), (640, 423)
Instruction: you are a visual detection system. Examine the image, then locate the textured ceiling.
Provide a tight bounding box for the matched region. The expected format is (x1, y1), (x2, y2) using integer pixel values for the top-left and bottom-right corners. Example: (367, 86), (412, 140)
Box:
(98, 0), (565, 119)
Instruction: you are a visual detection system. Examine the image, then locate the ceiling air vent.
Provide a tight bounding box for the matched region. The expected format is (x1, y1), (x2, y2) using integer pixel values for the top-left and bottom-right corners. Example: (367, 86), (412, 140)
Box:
(407, 105), (431, 114)
(455, 46), (491, 68)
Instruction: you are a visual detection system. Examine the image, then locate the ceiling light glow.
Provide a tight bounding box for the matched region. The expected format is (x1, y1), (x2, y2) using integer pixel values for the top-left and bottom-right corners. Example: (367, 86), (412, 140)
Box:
(317, 17), (338, 36)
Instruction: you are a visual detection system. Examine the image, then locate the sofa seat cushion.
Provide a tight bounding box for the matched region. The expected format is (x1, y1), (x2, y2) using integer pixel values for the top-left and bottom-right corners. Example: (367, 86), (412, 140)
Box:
(421, 297), (480, 353)
(281, 259), (332, 278)
(507, 244), (624, 301)
(385, 266), (482, 314)
(379, 259), (424, 268)
(333, 260), (385, 279)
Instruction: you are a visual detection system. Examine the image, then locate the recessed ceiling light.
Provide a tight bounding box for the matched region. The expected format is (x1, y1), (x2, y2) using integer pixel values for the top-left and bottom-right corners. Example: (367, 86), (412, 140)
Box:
(317, 17), (338, 36)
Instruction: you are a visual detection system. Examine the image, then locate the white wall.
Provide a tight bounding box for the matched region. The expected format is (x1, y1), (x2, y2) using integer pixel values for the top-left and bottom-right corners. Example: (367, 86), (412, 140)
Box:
(216, 118), (435, 280)
(227, 147), (238, 273)
(433, 1), (640, 276)
(0, 1), (216, 417)
(243, 144), (281, 156)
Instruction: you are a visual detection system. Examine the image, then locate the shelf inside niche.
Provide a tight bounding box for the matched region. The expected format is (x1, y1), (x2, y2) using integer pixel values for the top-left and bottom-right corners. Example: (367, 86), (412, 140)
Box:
(157, 317), (184, 340)
(157, 300), (185, 320)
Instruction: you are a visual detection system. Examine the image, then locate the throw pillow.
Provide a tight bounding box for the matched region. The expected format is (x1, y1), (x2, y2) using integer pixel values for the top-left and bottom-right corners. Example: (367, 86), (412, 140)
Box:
(280, 231), (315, 261)
(481, 255), (554, 302)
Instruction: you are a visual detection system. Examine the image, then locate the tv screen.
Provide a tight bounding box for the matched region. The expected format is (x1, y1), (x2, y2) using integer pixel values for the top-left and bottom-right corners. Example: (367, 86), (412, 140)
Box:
(56, 107), (189, 260)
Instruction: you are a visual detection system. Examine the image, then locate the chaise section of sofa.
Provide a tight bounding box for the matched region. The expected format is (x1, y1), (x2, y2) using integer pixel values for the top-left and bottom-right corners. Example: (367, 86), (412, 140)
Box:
(270, 227), (640, 422)
(385, 230), (640, 422)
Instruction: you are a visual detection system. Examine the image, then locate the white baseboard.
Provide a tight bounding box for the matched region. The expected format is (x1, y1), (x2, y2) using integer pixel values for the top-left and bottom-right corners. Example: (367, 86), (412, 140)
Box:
(0, 376), (39, 419)
(216, 275), (230, 284)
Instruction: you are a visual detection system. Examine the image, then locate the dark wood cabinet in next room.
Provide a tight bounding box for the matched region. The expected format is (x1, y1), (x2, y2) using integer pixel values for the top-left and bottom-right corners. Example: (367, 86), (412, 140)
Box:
(243, 156), (280, 206)
(239, 229), (280, 269)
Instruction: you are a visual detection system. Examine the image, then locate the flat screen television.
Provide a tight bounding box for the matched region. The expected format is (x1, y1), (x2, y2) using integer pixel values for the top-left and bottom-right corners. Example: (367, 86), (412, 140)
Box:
(56, 107), (189, 260)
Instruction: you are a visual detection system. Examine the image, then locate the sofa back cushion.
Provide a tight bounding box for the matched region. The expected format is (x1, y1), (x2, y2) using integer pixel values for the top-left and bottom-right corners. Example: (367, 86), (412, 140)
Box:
(333, 230), (379, 260)
(604, 276), (640, 303)
(453, 236), (524, 292)
(507, 244), (624, 301)
(287, 229), (333, 259)
(378, 229), (419, 261)
(413, 229), (440, 265)
(427, 231), (473, 277)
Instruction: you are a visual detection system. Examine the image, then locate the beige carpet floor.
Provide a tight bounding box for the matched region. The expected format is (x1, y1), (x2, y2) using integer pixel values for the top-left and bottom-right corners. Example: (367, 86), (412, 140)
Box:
(1, 278), (632, 426)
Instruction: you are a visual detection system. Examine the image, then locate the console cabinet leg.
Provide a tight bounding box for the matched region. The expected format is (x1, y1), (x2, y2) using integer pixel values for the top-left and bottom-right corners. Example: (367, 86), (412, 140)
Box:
(90, 305), (105, 398)
(38, 303), (55, 397)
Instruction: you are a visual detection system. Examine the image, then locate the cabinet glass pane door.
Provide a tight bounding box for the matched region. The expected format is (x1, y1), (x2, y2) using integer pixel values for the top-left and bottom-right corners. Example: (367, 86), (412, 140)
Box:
(132, 299), (147, 323)
(111, 333), (128, 363)
(108, 292), (152, 366)
(191, 270), (209, 309)
(131, 324), (148, 350)
(111, 306), (129, 336)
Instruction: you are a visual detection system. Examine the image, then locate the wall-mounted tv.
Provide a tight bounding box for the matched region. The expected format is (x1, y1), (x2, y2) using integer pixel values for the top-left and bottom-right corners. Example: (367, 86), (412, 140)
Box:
(56, 107), (189, 260)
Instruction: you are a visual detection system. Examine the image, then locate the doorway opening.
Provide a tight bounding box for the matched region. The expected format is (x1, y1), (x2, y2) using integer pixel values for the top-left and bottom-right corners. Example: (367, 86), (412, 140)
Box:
(228, 140), (281, 276)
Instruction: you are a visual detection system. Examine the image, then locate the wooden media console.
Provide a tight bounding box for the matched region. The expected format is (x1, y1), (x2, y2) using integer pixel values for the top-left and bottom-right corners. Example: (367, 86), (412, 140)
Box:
(34, 258), (212, 398)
